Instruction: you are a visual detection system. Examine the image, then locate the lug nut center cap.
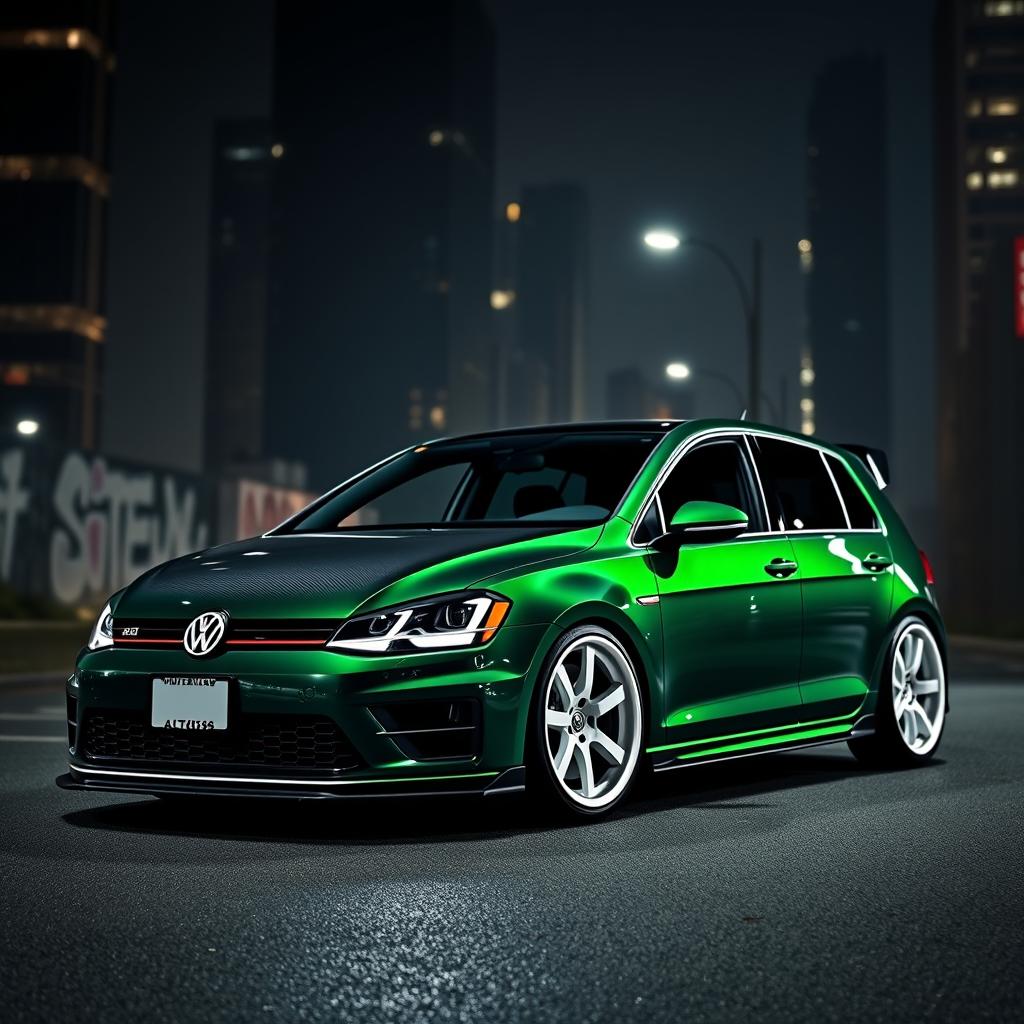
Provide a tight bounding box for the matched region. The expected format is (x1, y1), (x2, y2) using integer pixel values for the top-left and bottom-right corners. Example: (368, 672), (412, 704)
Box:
(570, 710), (586, 734)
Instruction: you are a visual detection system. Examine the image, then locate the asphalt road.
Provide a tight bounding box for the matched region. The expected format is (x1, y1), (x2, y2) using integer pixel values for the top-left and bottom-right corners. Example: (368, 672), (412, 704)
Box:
(1, 650), (1022, 1024)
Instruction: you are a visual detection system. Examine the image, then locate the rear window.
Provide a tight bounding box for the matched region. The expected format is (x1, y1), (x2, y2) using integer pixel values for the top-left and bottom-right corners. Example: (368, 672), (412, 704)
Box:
(826, 455), (879, 529)
(753, 436), (846, 531)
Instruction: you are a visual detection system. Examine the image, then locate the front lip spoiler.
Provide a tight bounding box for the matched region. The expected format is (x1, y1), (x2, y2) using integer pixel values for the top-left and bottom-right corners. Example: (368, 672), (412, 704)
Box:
(56, 764), (525, 800)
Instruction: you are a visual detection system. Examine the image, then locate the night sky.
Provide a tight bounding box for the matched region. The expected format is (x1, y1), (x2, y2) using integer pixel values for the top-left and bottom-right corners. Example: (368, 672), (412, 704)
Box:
(102, 0), (935, 511)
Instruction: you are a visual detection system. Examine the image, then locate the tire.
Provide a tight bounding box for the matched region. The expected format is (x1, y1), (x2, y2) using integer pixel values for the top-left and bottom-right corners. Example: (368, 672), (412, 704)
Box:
(848, 616), (947, 768)
(527, 625), (645, 818)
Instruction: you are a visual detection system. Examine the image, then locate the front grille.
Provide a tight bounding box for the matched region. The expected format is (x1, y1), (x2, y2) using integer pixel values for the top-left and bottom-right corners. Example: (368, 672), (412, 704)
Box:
(80, 710), (361, 772)
(371, 699), (481, 761)
(112, 618), (337, 651)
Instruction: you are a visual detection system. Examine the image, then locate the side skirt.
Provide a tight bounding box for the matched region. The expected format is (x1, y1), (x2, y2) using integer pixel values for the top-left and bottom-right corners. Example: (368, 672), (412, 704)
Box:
(651, 714), (875, 773)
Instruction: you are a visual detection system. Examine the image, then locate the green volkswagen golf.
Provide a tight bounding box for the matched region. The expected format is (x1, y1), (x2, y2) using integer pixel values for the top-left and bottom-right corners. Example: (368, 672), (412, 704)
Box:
(58, 419), (947, 817)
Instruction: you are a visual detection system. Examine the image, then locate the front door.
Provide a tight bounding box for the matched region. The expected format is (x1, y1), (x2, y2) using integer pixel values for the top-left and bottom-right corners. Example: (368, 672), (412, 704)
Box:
(646, 437), (804, 759)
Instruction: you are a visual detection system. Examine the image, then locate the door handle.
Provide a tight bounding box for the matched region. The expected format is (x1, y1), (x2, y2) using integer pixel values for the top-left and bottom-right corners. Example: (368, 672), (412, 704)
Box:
(863, 553), (892, 572)
(764, 557), (798, 579)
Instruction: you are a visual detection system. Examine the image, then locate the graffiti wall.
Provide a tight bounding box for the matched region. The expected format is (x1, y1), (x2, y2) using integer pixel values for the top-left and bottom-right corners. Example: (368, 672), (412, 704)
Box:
(0, 443), (212, 608)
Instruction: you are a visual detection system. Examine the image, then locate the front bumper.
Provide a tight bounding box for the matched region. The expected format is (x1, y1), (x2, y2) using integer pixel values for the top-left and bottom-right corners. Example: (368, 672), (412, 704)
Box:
(60, 623), (548, 799)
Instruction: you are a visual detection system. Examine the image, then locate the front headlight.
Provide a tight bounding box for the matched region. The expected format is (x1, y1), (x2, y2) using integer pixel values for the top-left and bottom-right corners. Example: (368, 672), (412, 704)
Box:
(87, 602), (114, 650)
(327, 591), (511, 654)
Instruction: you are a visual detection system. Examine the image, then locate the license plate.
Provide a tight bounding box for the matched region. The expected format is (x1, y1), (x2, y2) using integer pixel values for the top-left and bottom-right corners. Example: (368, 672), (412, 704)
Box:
(152, 677), (228, 730)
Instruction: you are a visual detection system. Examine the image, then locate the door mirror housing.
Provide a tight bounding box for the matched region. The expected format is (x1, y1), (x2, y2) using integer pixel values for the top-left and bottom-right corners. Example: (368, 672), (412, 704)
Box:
(653, 500), (750, 549)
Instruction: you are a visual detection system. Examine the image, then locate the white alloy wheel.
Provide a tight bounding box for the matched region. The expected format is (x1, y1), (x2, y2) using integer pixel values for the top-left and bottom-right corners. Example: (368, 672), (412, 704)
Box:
(891, 621), (946, 756)
(542, 633), (643, 811)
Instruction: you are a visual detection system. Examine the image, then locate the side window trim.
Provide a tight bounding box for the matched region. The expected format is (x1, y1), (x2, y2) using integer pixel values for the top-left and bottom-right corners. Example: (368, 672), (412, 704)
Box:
(742, 433), (775, 533)
(825, 452), (883, 532)
(819, 451), (852, 530)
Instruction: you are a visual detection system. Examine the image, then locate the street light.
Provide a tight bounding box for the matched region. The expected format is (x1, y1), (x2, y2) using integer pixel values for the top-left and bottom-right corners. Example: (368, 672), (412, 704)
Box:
(643, 227), (763, 420)
(664, 362), (780, 421)
(643, 229), (681, 251)
(16, 418), (39, 437)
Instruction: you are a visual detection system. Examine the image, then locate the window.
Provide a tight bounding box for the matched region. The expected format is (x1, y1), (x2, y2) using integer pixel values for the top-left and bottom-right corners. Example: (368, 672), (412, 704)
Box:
(987, 97), (1020, 116)
(482, 466), (586, 519)
(753, 437), (846, 531)
(989, 169), (1019, 188)
(826, 455), (878, 530)
(285, 431), (660, 532)
(654, 439), (761, 534)
(356, 462), (471, 526)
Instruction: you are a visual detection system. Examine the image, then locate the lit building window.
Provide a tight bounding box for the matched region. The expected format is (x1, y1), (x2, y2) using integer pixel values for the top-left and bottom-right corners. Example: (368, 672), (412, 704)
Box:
(429, 405), (446, 430)
(799, 366), (815, 386)
(428, 130), (445, 147)
(505, 201), (521, 223)
(966, 171), (984, 190)
(966, 97), (983, 117)
(2, 364), (31, 386)
(0, 155), (110, 197)
(987, 97), (1020, 116)
(984, 0), (1024, 15)
(0, 27), (109, 64)
(0, 305), (106, 342)
(987, 147), (1009, 163)
(988, 169), (1019, 188)
(271, 143), (284, 159)
(490, 289), (515, 310)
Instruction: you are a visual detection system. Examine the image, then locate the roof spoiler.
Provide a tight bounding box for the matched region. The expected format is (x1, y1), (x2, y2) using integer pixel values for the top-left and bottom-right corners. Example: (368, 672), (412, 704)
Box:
(839, 443), (889, 490)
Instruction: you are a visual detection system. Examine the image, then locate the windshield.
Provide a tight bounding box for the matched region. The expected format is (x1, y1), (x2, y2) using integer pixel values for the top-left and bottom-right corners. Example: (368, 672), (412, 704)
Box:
(282, 431), (661, 532)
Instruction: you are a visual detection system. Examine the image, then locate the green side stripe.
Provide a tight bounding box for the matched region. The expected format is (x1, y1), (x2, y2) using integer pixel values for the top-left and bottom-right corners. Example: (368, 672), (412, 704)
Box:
(646, 709), (860, 755)
(667, 722), (853, 761)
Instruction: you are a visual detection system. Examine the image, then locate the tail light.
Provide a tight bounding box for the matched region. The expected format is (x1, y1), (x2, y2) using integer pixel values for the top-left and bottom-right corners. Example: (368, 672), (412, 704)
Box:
(919, 549), (936, 586)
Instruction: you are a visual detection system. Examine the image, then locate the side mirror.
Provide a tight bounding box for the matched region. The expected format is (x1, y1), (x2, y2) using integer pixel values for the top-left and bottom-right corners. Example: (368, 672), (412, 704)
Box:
(653, 500), (750, 549)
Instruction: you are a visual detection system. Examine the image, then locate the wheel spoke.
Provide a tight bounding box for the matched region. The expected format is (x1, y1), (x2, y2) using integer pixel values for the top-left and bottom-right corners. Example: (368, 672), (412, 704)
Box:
(901, 709), (916, 746)
(909, 701), (933, 739)
(554, 665), (575, 710)
(575, 744), (596, 798)
(909, 636), (925, 678)
(578, 645), (596, 701)
(892, 651), (906, 690)
(894, 690), (912, 721)
(592, 684), (625, 718)
(553, 734), (575, 780)
(546, 709), (572, 730)
(591, 728), (625, 766)
(914, 678), (940, 695)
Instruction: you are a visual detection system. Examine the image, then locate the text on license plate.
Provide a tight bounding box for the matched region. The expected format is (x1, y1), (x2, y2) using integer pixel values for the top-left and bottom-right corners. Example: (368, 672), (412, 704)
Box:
(152, 677), (228, 730)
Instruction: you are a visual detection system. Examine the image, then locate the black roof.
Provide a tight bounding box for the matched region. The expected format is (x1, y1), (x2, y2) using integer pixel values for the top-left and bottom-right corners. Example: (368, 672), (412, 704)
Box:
(428, 420), (684, 444)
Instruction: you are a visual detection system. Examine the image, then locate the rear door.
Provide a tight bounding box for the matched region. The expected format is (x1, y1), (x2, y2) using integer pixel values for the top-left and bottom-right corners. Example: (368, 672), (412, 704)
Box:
(644, 435), (804, 752)
(749, 436), (894, 724)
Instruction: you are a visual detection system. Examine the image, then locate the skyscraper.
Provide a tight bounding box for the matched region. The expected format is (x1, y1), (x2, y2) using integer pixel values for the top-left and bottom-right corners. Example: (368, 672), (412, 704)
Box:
(804, 56), (889, 451)
(513, 183), (589, 424)
(0, 3), (115, 449)
(934, 0), (1024, 633)
(265, 1), (495, 488)
(203, 120), (275, 479)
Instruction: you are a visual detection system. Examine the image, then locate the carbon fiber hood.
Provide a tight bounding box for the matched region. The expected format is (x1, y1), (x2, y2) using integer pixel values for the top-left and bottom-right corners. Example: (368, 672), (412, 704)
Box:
(114, 527), (592, 620)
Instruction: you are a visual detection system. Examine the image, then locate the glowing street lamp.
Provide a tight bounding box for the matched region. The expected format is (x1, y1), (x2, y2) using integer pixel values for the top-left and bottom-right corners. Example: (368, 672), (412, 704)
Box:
(643, 229), (681, 252)
(16, 418), (39, 437)
(665, 361), (691, 380)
